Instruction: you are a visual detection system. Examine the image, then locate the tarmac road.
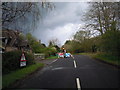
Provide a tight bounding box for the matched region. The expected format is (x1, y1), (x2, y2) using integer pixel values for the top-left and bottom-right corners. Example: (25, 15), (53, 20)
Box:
(10, 55), (119, 89)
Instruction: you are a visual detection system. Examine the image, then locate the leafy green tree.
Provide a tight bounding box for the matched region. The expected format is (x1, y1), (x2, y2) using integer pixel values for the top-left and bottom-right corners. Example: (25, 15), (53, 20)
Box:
(73, 30), (95, 52)
(26, 33), (46, 53)
(64, 40), (82, 53)
(101, 30), (120, 56)
(26, 33), (36, 45)
(41, 43), (46, 48)
(80, 2), (120, 56)
(54, 45), (60, 52)
(43, 47), (57, 57)
(48, 41), (54, 47)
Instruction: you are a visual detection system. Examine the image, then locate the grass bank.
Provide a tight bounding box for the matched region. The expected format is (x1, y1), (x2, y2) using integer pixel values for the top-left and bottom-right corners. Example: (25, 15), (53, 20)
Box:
(2, 63), (44, 88)
(46, 56), (58, 59)
(79, 52), (120, 66)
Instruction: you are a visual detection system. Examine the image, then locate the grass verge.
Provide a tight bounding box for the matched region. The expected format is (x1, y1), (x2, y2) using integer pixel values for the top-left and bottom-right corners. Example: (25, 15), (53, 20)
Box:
(46, 56), (58, 59)
(79, 52), (120, 66)
(2, 63), (44, 88)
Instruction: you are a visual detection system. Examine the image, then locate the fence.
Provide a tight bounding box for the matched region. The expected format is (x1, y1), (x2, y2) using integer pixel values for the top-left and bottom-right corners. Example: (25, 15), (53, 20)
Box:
(34, 53), (45, 60)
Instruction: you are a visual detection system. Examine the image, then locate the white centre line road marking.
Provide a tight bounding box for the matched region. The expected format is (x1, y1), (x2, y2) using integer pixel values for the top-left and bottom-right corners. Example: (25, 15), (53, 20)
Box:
(73, 60), (77, 68)
(76, 78), (81, 90)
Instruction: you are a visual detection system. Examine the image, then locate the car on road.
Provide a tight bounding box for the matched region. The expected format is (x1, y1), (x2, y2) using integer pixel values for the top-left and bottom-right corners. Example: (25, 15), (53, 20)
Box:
(65, 53), (72, 58)
(58, 53), (64, 58)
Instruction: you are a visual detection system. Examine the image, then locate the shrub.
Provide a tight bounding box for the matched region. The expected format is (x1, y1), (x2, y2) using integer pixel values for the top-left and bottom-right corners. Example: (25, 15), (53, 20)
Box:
(43, 47), (57, 58)
(25, 52), (35, 65)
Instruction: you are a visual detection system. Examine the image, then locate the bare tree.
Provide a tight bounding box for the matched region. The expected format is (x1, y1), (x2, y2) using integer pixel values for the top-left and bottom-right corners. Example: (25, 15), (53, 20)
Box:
(83, 2), (120, 35)
(74, 30), (90, 43)
(48, 38), (60, 47)
(2, 2), (55, 31)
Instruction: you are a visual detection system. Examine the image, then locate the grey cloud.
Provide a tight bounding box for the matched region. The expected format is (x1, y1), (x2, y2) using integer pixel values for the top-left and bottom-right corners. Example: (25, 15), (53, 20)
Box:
(33, 2), (88, 46)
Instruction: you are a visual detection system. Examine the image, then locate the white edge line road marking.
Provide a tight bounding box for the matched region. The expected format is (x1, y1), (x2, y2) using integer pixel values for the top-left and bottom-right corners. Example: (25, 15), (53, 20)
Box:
(76, 78), (81, 90)
(50, 59), (58, 64)
(52, 59), (57, 63)
(73, 60), (77, 68)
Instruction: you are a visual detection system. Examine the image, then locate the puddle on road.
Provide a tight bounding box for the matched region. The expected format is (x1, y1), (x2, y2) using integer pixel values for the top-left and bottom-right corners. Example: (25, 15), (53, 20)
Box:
(51, 67), (73, 71)
(51, 67), (64, 70)
(35, 66), (74, 77)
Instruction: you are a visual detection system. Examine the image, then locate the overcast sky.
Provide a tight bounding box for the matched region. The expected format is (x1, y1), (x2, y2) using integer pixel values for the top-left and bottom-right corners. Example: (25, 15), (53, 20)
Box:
(33, 2), (89, 46)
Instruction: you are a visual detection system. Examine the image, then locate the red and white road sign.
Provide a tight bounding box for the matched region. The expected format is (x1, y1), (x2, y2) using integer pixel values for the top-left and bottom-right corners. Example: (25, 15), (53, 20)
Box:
(20, 53), (27, 61)
(20, 53), (27, 67)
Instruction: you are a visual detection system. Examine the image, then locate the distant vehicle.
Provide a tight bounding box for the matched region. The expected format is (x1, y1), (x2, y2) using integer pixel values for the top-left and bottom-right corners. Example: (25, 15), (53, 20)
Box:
(58, 53), (64, 58)
(65, 53), (71, 58)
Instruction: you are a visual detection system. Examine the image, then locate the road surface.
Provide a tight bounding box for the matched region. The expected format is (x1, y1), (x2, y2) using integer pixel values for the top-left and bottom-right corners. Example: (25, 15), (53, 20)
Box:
(11, 55), (119, 89)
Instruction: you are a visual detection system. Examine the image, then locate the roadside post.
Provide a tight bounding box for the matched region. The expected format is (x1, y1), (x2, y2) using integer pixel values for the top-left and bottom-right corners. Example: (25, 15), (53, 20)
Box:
(62, 47), (66, 58)
(20, 53), (27, 67)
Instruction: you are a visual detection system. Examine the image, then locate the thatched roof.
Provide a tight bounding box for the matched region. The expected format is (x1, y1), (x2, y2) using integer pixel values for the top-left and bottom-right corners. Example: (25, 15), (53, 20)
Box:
(2, 29), (28, 47)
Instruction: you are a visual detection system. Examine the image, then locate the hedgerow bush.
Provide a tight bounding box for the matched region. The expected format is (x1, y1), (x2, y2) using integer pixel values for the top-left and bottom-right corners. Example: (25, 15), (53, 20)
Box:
(2, 50), (35, 74)
(25, 52), (35, 65)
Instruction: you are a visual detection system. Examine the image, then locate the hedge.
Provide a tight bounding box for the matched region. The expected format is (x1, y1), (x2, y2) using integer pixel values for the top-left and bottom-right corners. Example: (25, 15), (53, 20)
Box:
(2, 50), (35, 74)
